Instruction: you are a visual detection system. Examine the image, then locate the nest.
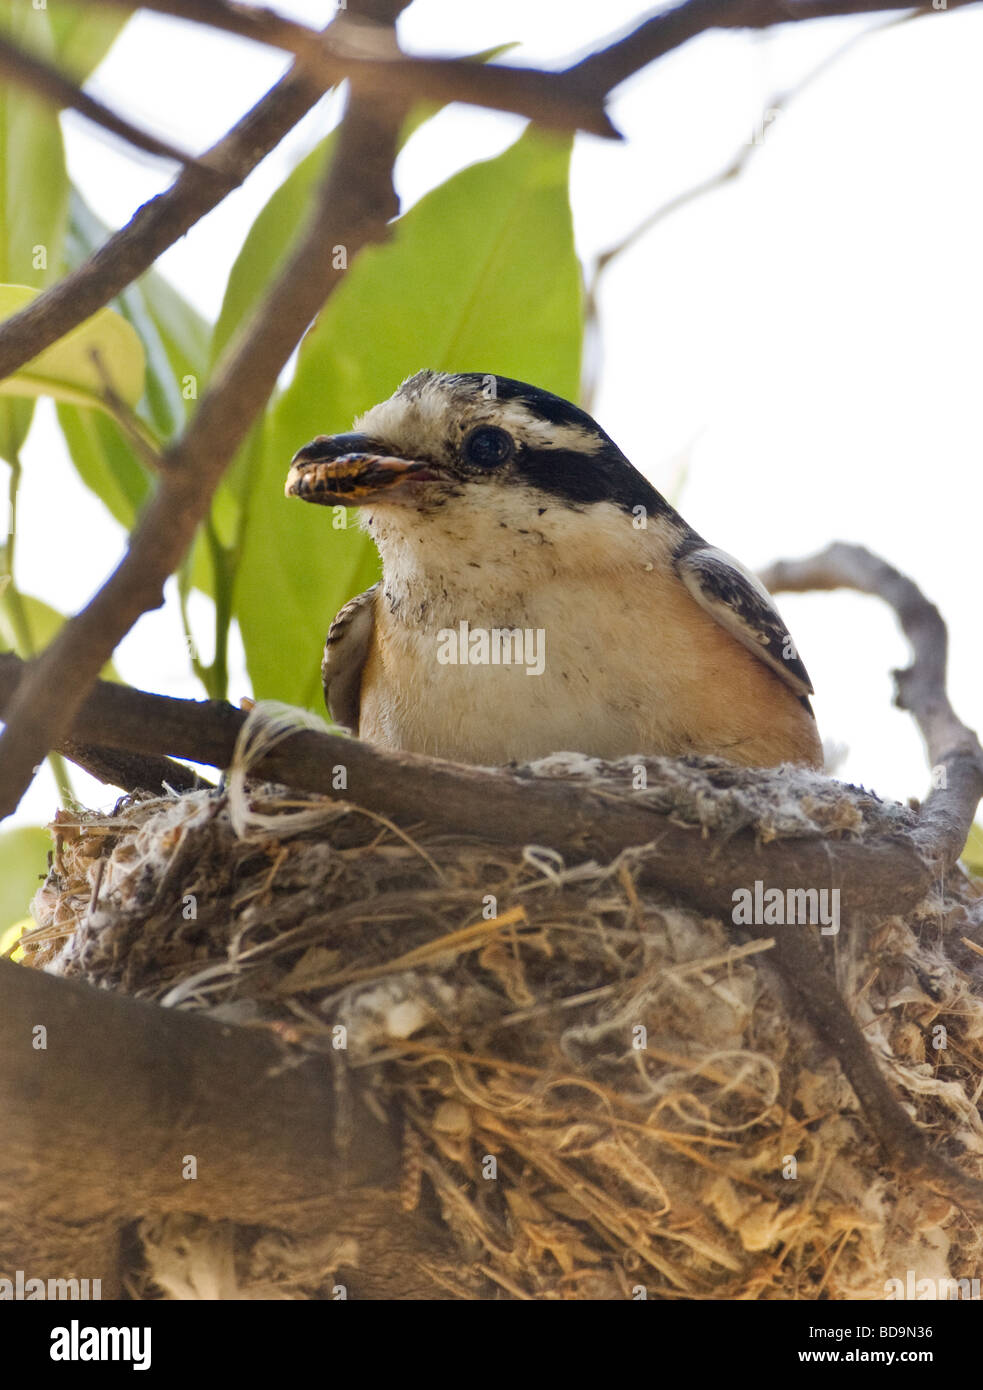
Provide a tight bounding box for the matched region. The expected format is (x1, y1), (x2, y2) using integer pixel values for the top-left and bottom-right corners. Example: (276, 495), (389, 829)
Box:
(20, 729), (983, 1301)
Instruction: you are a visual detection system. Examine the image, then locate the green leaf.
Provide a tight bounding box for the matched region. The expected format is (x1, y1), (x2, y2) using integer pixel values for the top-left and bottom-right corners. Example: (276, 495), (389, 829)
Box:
(0, 396), (32, 466)
(61, 190), (219, 609)
(0, 283), (145, 410)
(54, 404), (149, 529)
(212, 139), (333, 372)
(0, 3), (70, 461)
(961, 822), (983, 879)
(0, 826), (51, 937)
(0, 587), (67, 654)
(48, 1), (130, 80)
(0, 6), (69, 285)
(235, 127), (581, 711)
(0, 586), (119, 678)
(211, 45), (516, 375)
(66, 190), (209, 440)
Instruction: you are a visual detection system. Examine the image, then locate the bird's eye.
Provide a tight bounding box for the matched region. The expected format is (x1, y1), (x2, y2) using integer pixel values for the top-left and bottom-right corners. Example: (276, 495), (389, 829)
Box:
(463, 425), (513, 469)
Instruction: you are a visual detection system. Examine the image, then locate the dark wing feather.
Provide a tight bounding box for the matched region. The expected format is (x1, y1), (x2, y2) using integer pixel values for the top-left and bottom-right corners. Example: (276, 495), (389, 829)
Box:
(673, 542), (814, 698)
(321, 583), (379, 733)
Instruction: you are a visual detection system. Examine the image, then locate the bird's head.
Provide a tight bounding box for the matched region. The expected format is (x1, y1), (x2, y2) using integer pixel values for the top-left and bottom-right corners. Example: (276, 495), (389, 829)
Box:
(285, 371), (676, 559)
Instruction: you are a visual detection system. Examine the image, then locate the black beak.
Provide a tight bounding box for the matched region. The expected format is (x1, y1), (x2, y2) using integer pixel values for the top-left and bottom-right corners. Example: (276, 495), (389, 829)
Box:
(289, 432), (380, 465)
(285, 432), (448, 505)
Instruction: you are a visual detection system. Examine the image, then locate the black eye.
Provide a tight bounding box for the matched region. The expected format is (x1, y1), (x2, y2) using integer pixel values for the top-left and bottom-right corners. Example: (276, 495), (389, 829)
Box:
(463, 425), (513, 469)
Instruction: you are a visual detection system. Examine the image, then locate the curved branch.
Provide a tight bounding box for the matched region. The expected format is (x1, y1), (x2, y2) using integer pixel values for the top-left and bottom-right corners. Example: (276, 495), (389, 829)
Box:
(568, 0), (978, 93)
(761, 541), (983, 867)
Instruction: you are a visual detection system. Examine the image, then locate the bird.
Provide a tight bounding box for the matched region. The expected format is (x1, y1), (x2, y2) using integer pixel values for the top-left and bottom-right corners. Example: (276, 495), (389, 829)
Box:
(284, 370), (823, 770)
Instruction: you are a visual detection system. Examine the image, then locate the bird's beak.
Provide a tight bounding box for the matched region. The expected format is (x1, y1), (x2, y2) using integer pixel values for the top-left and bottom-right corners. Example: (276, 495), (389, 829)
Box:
(285, 432), (445, 505)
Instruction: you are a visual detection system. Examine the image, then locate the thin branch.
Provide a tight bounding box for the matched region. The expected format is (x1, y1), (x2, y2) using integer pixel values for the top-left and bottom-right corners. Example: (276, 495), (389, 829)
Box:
(58, 736), (211, 794)
(0, 76), (407, 815)
(760, 541), (983, 865)
(90, 348), (166, 470)
(0, 35), (210, 170)
(581, 10), (918, 409)
(567, 0), (979, 92)
(599, 11), (916, 280)
(80, 0), (622, 139)
(87, 0), (983, 95)
(78, 0), (983, 143)
(0, 15), (341, 383)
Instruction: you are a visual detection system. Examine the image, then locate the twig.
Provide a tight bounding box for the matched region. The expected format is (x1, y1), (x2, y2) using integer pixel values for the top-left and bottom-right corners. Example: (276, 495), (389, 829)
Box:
(0, 43), (407, 816)
(76, 0), (623, 136)
(77, 0), (620, 135)
(58, 736), (211, 794)
(0, 35), (210, 170)
(581, 10), (918, 409)
(79, 0), (983, 145)
(90, 348), (165, 470)
(599, 10), (916, 279)
(761, 542), (983, 866)
(567, 0), (978, 93)
(0, 13), (343, 383)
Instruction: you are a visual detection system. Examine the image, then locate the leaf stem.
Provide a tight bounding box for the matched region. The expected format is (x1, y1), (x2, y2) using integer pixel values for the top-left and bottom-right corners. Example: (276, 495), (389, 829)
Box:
(205, 514), (231, 702)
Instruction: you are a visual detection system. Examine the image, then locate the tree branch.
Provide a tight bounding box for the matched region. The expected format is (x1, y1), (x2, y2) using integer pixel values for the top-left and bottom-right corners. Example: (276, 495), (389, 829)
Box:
(568, 0), (979, 93)
(58, 735), (212, 794)
(0, 955), (458, 1296)
(760, 542), (983, 866)
(76, 0), (623, 137)
(80, 0), (983, 146)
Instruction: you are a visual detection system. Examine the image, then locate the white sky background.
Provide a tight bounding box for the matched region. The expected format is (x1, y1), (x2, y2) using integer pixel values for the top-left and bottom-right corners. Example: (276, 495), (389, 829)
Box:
(7, 0), (983, 829)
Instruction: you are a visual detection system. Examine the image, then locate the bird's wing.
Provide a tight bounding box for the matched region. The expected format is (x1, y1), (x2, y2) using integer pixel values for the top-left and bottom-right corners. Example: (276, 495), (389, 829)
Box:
(673, 542), (814, 698)
(321, 583), (379, 733)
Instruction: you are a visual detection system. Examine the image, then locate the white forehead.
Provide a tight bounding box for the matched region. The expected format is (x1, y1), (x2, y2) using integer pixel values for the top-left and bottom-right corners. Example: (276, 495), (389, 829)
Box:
(354, 371), (604, 457)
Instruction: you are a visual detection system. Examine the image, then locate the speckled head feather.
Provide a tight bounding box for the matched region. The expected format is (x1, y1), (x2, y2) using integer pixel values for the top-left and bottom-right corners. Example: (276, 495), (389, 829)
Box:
(353, 369), (675, 517)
